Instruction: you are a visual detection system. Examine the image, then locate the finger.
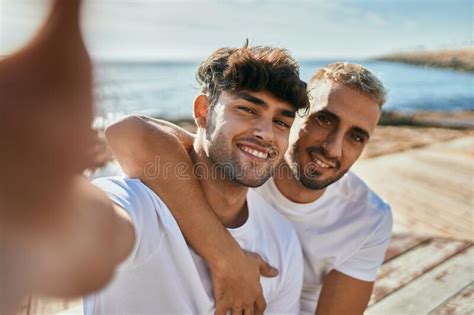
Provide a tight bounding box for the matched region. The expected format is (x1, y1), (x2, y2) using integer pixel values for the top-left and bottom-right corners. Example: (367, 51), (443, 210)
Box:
(232, 308), (243, 315)
(259, 260), (279, 277)
(255, 295), (266, 315)
(243, 306), (254, 315)
(214, 304), (228, 315)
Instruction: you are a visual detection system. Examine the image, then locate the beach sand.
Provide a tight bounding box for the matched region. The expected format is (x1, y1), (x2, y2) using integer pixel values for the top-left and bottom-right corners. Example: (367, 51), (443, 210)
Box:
(361, 125), (473, 159)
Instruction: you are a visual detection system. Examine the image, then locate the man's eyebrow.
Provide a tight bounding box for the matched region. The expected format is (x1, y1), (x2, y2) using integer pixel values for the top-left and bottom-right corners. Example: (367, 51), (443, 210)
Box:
(279, 109), (296, 118)
(317, 109), (340, 122)
(234, 91), (268, 108)
(234, 91), (295, 118)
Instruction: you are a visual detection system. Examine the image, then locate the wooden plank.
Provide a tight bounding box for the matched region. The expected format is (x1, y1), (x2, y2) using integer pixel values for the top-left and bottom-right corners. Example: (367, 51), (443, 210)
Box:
(355, 180), (464, 236)
(353, 138), (474, 242)
(370, 239), (469, 305)
(383, 234), (430, 262)
(430, 282), (474, 315)
(362, 167), (472, 230)
(367, 245), (474, 314)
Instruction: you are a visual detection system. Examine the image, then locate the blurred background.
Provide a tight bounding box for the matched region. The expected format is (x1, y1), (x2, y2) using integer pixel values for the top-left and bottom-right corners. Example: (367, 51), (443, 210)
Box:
(2, 0), (473, 123)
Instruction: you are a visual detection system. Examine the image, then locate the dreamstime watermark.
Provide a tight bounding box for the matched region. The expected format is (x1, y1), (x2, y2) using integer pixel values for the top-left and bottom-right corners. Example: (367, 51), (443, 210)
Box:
(142, 155), (327, 183)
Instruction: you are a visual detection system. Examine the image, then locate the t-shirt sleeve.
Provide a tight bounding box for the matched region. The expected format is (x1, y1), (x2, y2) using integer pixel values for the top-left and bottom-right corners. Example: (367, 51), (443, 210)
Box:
(93, 177), (162, 270)
(265, 229), (304, 314)
(336, 206), (393, 282)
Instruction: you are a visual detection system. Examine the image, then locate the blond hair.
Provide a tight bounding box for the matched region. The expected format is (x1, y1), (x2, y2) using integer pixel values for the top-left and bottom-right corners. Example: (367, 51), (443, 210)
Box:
(308, 62), (387, 107)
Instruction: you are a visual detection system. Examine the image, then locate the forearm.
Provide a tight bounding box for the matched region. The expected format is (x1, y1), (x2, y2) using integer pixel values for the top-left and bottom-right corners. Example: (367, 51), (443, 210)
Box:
(315, 270), (373, 315)
(166, 181), (244, 265)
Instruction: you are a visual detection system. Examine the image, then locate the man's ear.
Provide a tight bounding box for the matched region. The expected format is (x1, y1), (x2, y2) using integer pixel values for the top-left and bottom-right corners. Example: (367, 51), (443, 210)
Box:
(193, 94), (209, 128)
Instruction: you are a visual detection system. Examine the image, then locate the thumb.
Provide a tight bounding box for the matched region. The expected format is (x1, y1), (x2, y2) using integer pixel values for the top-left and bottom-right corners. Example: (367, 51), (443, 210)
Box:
(259, 260), (279, 278)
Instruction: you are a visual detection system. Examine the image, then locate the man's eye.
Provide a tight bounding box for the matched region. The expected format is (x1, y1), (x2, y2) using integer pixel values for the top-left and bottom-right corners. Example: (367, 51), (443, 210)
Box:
(238, 106), (256, 114)
(351, 133), (365, 143)
(274, 120), (290, 128)
(316, 114), (333, 126)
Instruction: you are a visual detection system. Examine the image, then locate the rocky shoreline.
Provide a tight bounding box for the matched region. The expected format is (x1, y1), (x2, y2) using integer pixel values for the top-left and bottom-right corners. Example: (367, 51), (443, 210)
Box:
(376, 48), (474, 72)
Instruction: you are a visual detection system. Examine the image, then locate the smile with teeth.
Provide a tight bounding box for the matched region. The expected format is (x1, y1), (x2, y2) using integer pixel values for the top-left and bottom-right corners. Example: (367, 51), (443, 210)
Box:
(313, 158), (332, 169)
(238, 145), (268, 160)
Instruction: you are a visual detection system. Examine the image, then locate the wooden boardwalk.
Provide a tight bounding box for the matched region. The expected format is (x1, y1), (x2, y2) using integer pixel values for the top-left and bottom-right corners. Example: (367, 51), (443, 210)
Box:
(355, 136), (474, 314)
(16, 136), (474, 314)
(353, 136), (474, 242)
(368, 234), (473, 314)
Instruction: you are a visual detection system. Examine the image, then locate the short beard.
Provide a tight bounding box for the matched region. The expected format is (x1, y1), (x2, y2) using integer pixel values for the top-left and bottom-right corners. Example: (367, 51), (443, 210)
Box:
(294, 163), (348, 190)
(287, 143), (347, 190)
(218, 160), (273, 188)
(207, 131), (273, 188)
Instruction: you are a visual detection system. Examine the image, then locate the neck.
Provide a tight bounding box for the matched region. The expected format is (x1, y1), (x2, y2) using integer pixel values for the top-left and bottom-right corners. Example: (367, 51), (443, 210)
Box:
(191, 134), (249, 228)
(273, 161), (326, 203)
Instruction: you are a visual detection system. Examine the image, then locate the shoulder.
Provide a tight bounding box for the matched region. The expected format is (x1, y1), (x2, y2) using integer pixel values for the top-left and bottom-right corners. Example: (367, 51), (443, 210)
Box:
(336, 172), (391, 216)
(327, 172), (392, 244)
(93, 176), (147, 195)
(92, 176), (171, 268)
(92, 176), (171, 228)
(345, 172), (392, 240)
(247, 189), (301, 248)
(93, 176), (164, 205)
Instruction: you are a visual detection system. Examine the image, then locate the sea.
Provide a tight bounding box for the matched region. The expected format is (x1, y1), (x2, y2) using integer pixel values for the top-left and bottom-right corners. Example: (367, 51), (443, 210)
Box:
(92, 60), (474, 125)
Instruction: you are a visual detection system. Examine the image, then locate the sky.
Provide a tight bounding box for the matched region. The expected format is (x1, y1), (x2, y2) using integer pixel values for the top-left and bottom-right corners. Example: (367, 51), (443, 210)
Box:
(1, 0), (472, 61)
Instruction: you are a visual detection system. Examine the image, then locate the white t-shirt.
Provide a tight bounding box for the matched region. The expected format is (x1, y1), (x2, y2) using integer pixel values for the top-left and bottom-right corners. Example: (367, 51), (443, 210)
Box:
(254, 171), (392, 314)
(85, 177), (303, 315)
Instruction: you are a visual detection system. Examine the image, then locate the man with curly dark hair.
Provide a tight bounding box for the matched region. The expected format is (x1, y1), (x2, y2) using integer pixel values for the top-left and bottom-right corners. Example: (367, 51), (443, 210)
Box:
(87, 44), (309, 314)
(107, 61), (392, 315)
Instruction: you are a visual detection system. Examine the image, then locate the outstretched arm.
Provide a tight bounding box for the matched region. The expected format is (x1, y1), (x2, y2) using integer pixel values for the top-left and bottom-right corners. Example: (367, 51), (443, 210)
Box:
(0, 0), (134, 312)
(106, 115), (278, 315)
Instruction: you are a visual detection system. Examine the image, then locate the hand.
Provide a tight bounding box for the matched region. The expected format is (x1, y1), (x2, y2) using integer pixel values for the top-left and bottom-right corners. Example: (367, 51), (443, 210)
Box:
(84, 130), (115, 172)
(0, 0), (94, 216)
(210, 249), (279, 315)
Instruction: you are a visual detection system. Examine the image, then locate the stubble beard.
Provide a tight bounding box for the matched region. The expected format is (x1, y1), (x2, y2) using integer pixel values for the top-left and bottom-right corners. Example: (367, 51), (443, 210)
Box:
(206, 129), (273, 188)
(288, 143), (348, 191)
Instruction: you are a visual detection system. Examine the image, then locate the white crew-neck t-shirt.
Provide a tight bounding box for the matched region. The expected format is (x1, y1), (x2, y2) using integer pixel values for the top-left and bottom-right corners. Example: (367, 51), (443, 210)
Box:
(254, 171), (392, 314)
(85, 177), (303, 315)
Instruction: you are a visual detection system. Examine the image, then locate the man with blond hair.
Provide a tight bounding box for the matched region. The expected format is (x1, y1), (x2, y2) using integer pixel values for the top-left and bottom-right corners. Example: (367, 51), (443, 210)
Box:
(108, 61), (392, 314)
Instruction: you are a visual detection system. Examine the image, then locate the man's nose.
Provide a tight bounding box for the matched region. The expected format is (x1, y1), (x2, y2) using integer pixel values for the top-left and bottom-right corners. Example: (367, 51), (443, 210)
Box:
(321, 130), (343, 158)
(252, 120), (274, 143)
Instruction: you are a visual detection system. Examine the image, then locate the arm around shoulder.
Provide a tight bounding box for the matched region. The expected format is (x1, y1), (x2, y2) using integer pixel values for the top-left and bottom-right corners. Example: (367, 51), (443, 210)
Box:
(105, 115), (194, 178)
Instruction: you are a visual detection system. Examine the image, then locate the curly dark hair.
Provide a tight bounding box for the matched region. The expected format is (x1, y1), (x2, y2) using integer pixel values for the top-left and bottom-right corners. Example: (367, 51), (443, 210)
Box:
(196, 43), (309, 113)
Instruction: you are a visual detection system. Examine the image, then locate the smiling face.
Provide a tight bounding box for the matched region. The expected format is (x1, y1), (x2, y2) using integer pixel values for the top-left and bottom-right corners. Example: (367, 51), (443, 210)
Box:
(286, 81), (381, 190)
(203, 90), (295, 187)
